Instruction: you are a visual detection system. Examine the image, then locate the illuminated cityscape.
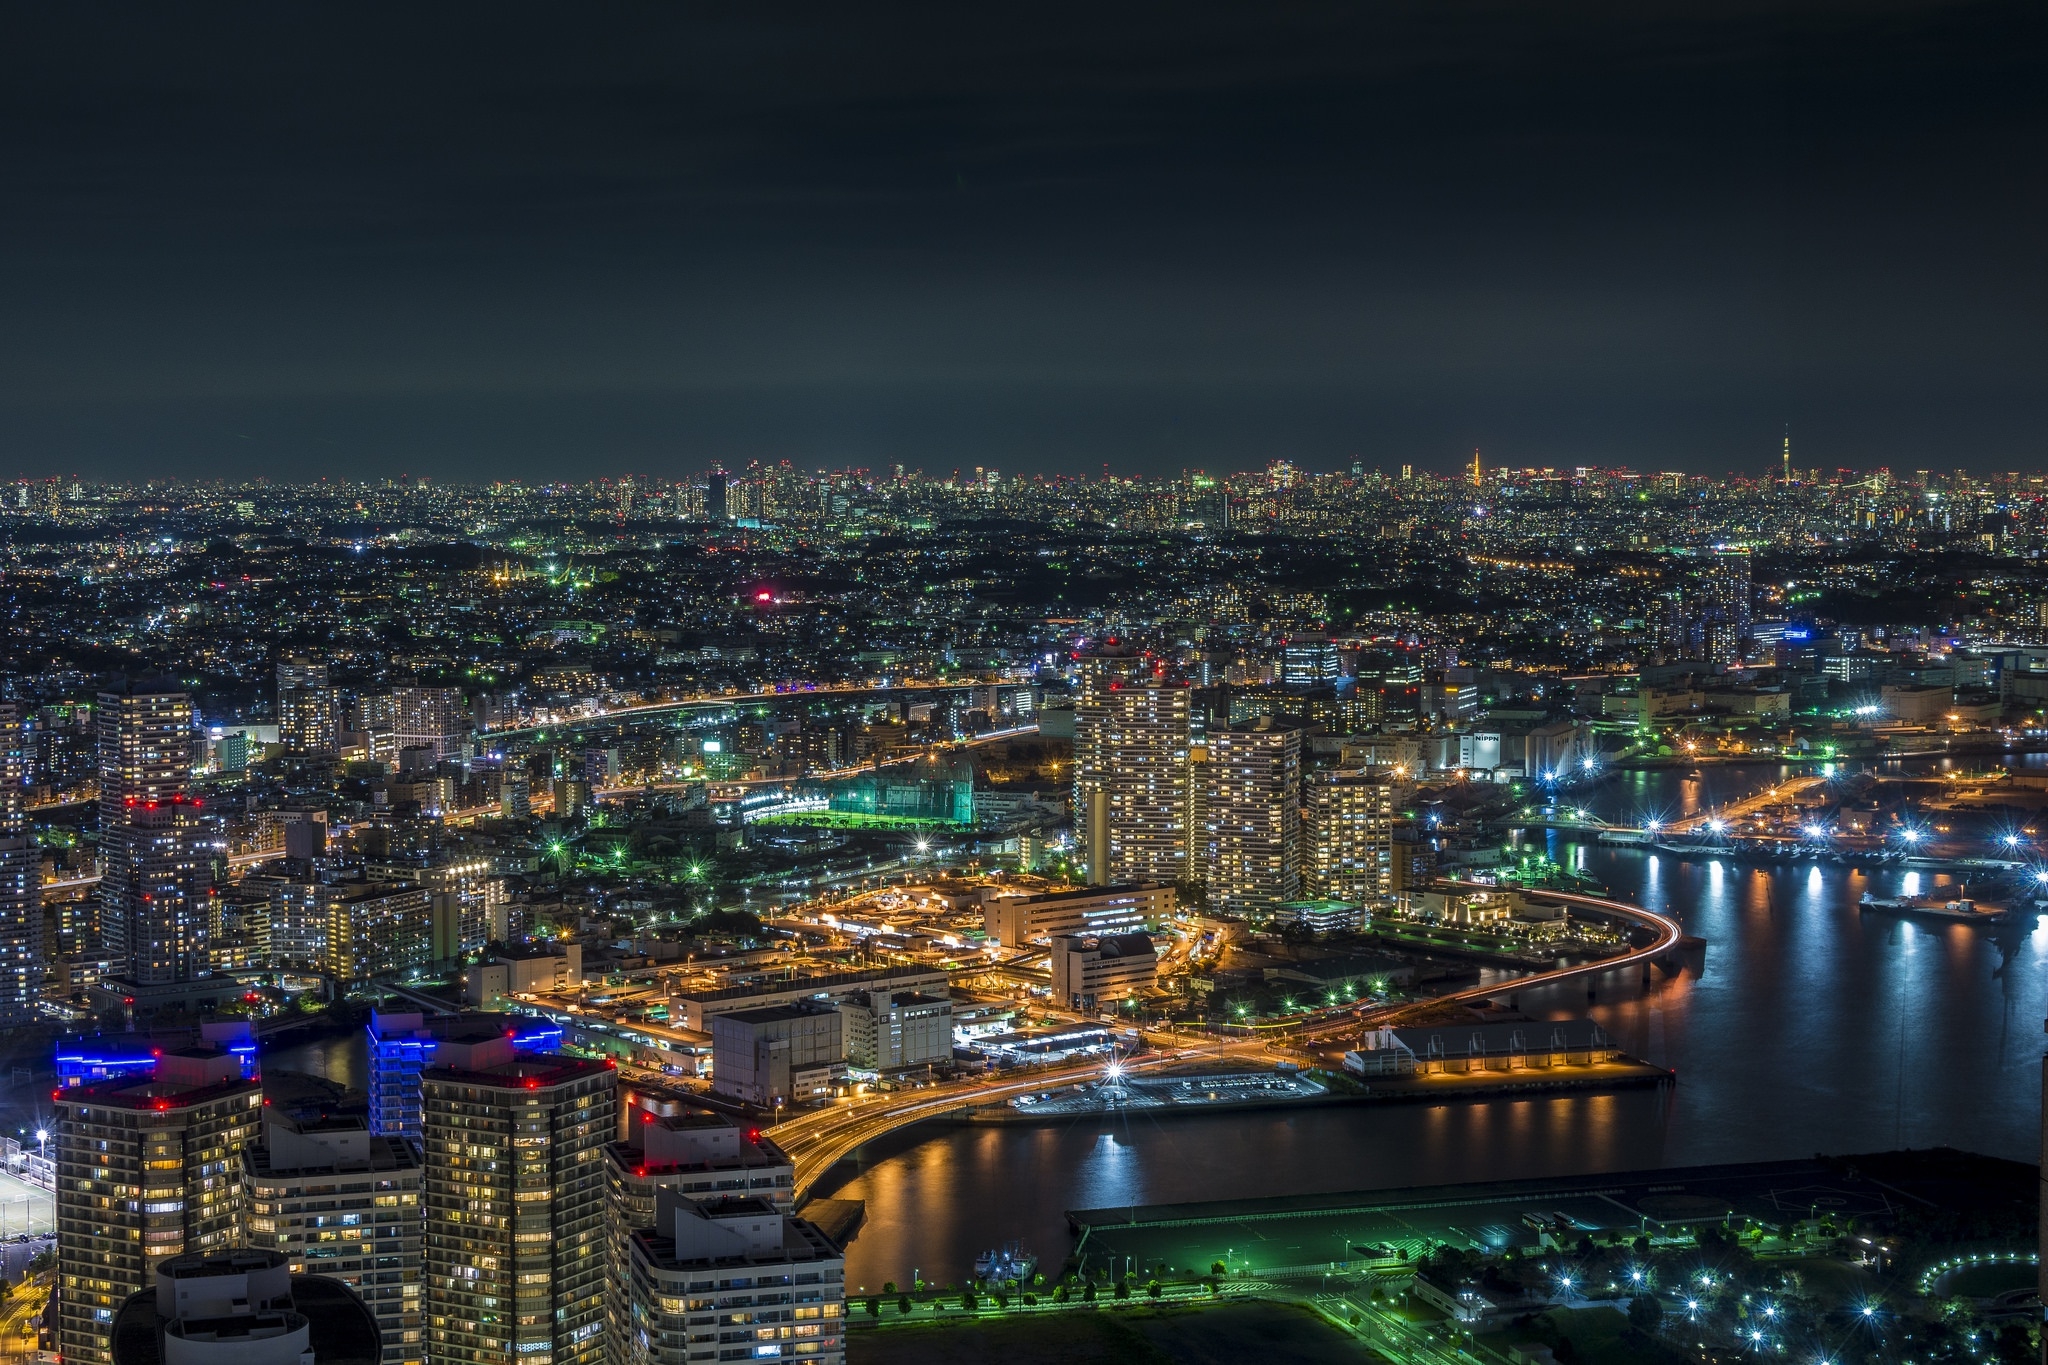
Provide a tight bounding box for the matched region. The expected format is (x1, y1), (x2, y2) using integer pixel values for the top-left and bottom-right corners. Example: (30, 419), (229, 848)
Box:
(3, 5), (2046, 1365)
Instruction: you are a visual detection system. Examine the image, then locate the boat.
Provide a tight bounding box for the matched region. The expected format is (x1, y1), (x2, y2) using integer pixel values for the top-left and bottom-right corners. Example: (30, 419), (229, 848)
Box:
(1858, 892), (2008, 923)
(973, 1242), (1037, 1286)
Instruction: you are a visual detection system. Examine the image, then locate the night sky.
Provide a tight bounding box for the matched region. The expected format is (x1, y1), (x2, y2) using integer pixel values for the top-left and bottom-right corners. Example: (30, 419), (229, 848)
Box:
(2, 2), (2043, 482)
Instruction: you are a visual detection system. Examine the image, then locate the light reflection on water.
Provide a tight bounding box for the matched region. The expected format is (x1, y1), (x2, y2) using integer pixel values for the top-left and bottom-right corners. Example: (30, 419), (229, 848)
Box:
(252, 760), (2048, 1291)
(824, 760), (2048, 1288)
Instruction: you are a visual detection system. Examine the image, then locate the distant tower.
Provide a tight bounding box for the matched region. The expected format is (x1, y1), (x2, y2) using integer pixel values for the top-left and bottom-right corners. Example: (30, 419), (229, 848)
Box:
(1470, 448), (1483, 488)
(1782, 429), (1792, 487)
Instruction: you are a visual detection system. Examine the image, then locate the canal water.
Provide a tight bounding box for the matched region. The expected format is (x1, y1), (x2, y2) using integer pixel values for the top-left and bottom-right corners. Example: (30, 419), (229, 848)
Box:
(258, 757), (2048, 1293)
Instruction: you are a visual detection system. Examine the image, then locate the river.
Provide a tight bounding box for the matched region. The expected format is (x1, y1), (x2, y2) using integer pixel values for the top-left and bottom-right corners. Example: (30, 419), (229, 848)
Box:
(257, 757), (2048, 1294)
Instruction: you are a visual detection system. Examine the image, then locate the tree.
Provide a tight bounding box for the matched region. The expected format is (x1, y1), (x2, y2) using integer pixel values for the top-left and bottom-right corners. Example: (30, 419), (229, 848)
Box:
(1627, 1293), (1663, 1331)
(896, 1295), (912, 1316)
(961, 1290), (977, 1312)
(1054, 1285), (1069, 1303)
(1631, 1236), (1651, 1259)
(1211, 1261), (1227, 1276)
(1113, 1279), (1130, 1301)
(1083, 1283), (1098, 1303)
(882, 1282), (896, 1295)
(1146, 1280), (1162, 1300)
(862, 1297), (879, 1318)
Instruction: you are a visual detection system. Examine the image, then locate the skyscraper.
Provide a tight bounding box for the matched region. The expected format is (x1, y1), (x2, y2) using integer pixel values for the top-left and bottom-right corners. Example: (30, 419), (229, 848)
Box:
(705, 470), (728, 523)
(277, 659), (338, 755)
(421, 1037), (614, 1365)
(247, 1108), (425, 1365)
(54, 1046), (264, 1365)
(96, 686), (204, 978)
(1087, 677), (1194, 886)
(1070, 643), (1141, 879)
(1304, 770), (1394, 905)
(1202, 718), (1303, 919)
(0, 701), (43, 1022)
(622, 1191), (846, 1365)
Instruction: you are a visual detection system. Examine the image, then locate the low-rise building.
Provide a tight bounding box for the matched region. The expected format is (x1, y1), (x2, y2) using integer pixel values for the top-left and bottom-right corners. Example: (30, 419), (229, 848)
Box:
(670, 965), (948, 1033)
(709, 1006), (844, 1107)
(1269, 899), (1367, 935)
(979, 883), (1168, 948)
(1048, 932), (1157, 1012)
(839, 990), (954, 1071)
(1343, 1019), (1618, 1077)
(461, 942), (584, 1003)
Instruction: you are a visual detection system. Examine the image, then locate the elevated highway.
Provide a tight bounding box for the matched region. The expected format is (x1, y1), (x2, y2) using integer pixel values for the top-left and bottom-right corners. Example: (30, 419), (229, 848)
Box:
(481, 679), (991, 743)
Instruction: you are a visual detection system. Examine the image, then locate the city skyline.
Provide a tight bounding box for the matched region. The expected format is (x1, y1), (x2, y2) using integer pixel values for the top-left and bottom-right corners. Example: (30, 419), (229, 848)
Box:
(7, 6), (2046, 1364)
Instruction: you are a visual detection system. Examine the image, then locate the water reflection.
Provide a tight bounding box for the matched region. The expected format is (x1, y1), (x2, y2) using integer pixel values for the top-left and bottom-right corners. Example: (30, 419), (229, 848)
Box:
(824, 763), (2048, 1286)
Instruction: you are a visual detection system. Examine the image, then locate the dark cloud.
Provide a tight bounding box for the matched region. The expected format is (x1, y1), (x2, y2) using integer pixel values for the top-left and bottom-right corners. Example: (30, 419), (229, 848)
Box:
(0, 1), (2042, 480)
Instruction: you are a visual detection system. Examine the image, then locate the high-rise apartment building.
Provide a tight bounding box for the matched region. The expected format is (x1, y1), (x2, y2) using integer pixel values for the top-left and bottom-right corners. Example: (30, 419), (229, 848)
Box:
(117, 796), (219, 986)
(390, 687), (468, 762)
(54, 1047), (264, 1365)
(253, 879), (433, 979)
(1304, 770), (1395, 905)
(96, 686), (198, 970)
(1202, 718), (1303, 919)
(603, 1085), (798, 1365)
(622, 1191), (845, 1365)
(420, 1038), (614, 1365)
(276, 660), (339, 755)
(247, 1109), (424, 1365)
(0, 701), (43, 1021)
(365, 1010), (564, 1141)
(1072, 648), (1198, 886)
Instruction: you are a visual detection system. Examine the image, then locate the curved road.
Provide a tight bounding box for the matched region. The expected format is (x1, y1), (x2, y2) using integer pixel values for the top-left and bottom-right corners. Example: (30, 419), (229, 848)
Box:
(774, 882), (1687, 1200)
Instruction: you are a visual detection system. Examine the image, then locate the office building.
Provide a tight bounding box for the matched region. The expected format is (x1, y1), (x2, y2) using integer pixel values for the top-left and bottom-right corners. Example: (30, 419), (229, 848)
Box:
(420, 1038), (615, 1365)
(709, 1007), (843, 1108)
(364, 1010), (564, 1141)
(1281, 637), (1339, 687)
(107, 1250), (384, 1365)
(0, 701), (43, 1022)
(622, 1190), (844, 1365)
(839, 990), (953, 1071)
(705, 470), (727, 523)
(980, 882), (1167, 947)
(54, 1047), (264, 1365)
(246, 1110), (424, 1365)
(96, 686), (199, 974)
(1304, 770), (1394, 905)
(1049, 932), (1157, 1012)
(1202, 718), (1303, 918)
(277, 660), (339, 755)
